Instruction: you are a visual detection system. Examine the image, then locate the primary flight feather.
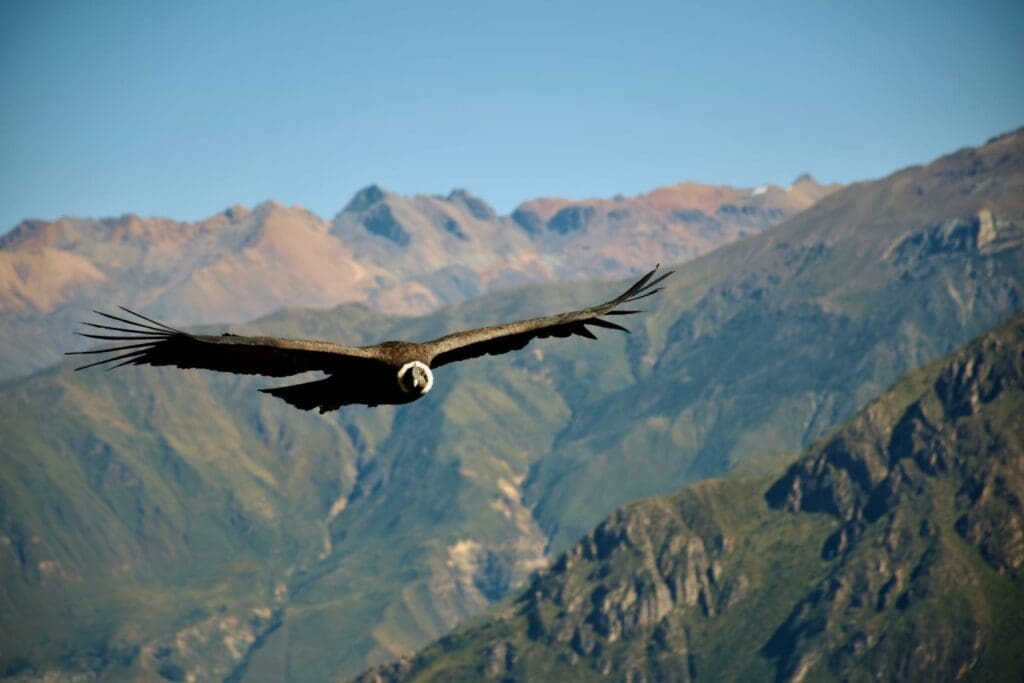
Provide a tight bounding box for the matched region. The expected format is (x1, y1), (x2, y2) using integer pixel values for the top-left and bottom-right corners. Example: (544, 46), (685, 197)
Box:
(69, 266), (671, 413)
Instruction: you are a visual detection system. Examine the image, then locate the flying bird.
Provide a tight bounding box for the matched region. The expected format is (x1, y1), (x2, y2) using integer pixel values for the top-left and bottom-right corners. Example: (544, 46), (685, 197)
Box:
(69, 266), (671, 413)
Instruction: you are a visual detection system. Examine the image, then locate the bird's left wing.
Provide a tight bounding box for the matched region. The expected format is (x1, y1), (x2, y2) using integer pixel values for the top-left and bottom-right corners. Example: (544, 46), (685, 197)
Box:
(68, 307), (384, 377)
(422, 266), (671, 368)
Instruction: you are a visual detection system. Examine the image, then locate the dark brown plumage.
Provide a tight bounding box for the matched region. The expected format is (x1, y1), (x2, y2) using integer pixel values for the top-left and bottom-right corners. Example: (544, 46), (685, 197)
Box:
(68, 266), (671, 413)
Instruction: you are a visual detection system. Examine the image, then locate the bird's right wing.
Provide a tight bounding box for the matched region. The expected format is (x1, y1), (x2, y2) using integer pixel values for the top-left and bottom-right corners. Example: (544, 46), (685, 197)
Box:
(67, 307), (385, 377)
(422, 266), (671, 368)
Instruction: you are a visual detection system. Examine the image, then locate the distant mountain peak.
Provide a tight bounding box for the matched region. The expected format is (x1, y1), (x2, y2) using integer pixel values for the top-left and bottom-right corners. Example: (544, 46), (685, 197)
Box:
(0, 218), (48, 249)
(445, 189), (497, 221)
(445, 188), (473, 201)
(222, 204), (249, 221)
(344, 184), (389, 213)
(249, 199), (287, 219)
(985, 125), (1024, 146)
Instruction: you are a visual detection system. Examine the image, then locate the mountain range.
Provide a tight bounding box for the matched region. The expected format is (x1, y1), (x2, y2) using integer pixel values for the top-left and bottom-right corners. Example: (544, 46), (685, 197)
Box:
(1, 129), (1021, 680)
(0, 176), (836, 379)
(355, 311), (1024, 682)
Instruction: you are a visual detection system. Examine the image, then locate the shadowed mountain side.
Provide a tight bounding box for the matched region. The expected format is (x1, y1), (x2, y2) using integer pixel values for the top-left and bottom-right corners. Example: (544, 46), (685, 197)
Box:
(352, 313), (1024, 683)
(1, 177), (833, 379)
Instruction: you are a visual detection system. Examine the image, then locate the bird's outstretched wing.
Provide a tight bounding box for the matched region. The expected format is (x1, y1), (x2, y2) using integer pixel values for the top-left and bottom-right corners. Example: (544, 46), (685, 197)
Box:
(67, 307), (385, 377)
(423, 266), (671, 368)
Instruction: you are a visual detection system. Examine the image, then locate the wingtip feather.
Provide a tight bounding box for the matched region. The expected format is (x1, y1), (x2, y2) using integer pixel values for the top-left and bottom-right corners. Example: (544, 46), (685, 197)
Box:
(588, 317), (631, 333)
(117, 306), (184, 333)
(73, 349), (148, 371)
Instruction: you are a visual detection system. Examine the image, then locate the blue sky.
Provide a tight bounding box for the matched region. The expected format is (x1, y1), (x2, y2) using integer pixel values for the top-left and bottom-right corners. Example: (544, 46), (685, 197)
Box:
(1, 0), (1021, 231)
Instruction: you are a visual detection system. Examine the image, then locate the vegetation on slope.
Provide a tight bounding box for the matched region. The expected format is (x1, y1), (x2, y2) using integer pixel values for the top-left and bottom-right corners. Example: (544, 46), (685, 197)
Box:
(355, 313), (1024, 683)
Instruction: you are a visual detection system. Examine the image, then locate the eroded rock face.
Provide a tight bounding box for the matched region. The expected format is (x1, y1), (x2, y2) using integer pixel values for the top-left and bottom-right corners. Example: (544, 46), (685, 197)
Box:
(524, 505), (726, 656)
(759, 317), (1024, 681)
(362, 203), (411, 247)
(767, 317), (1024, 577)
(358, 490), (737, 683)
(887, 211), (1024, 267)
(547, 205), (597, 235)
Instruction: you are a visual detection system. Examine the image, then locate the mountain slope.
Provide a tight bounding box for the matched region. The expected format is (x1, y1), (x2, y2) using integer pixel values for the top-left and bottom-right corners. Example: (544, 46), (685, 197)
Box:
(524, 126), (1024, 550)
(1, 131), (1021, 680)
(204, 129), (1024, 679)
(354, 312), (1024, 683)
(0, 178), (832, 379)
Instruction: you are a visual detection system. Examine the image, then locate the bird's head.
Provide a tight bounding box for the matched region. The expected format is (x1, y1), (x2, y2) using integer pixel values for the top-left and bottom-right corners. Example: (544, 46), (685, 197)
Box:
(397, 360), (433, 396)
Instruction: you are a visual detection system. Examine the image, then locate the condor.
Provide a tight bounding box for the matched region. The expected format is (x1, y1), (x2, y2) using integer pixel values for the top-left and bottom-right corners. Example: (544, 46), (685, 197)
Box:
(70, 267), (670, 413)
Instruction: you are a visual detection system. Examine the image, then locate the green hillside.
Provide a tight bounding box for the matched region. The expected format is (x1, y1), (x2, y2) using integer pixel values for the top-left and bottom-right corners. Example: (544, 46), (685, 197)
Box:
(354, 313), (1024, 682)
(525, 128), (1024, 550)
(1, 130), (1023, 680)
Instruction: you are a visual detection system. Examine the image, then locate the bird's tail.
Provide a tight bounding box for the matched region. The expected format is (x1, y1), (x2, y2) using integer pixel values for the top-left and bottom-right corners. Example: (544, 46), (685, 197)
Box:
(260, 376), (352, 414)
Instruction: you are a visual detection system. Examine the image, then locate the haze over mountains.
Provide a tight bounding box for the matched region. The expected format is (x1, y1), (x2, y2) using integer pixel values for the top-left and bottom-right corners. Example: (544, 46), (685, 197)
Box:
(0, 175), (836, 379)
(1, 129), (1022, 681)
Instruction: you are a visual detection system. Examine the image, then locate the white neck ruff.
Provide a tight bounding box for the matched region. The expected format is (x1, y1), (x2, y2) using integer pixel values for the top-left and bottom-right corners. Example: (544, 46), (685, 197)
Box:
(398, 360), (434, 394)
